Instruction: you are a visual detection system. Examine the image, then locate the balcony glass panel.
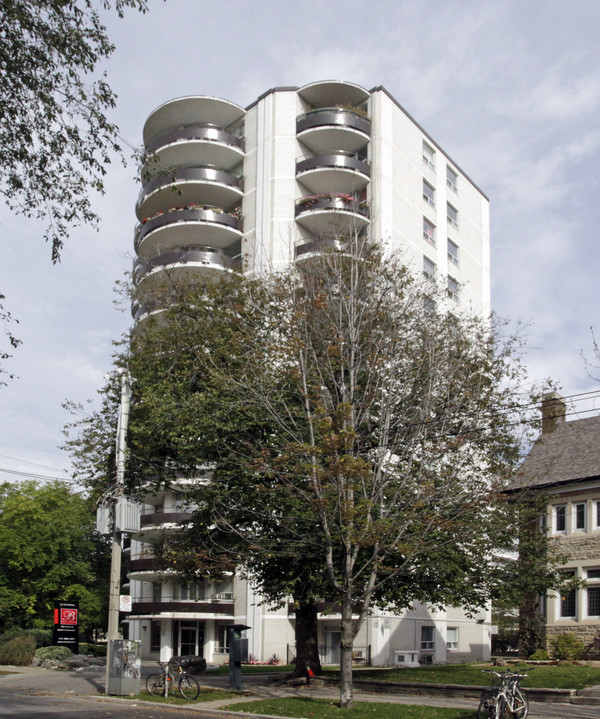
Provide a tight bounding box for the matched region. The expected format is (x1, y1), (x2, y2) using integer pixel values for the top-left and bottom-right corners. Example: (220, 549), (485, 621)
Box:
(296, 108), (371, 136)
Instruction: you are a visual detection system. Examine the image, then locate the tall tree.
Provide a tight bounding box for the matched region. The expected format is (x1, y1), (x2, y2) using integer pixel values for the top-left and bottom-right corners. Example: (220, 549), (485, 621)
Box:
(0, 480), (110, 636)
(0, 0), (154, 378)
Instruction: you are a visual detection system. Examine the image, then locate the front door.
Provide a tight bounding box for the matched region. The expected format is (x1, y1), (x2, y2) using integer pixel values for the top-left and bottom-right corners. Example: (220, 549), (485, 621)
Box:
(324, 630), (341, 665)
(179, 621), (204, 656)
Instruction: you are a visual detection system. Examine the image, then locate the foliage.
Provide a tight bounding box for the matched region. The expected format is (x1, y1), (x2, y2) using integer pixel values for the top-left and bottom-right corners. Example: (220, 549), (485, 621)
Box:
(35, 645), (72, 662)
(0, 634), (36, 665)
(0, 480), (110, 634)
(529, 649), (549, 660)
(0, 0), (150, 258)
(79, 642), (107, 657)
(549, 632), (584, 660)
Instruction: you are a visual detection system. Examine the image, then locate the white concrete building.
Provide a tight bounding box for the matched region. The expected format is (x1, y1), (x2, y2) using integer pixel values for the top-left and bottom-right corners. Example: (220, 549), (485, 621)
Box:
(126, 80), (492, 665)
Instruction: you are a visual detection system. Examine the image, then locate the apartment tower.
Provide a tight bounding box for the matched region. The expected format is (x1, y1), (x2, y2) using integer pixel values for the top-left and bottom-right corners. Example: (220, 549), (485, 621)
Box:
(127, 81), (492, 666)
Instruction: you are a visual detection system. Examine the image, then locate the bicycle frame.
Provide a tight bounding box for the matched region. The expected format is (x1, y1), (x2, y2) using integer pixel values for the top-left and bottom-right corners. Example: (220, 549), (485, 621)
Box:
(478, 670), (528, 719)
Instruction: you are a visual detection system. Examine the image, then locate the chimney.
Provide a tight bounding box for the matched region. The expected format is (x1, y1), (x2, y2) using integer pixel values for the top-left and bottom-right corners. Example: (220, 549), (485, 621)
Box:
(541, 391), (566, 434)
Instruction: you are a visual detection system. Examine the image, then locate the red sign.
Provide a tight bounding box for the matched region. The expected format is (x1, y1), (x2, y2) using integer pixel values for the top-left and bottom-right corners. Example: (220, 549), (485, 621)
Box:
(60, 608), (78, 625)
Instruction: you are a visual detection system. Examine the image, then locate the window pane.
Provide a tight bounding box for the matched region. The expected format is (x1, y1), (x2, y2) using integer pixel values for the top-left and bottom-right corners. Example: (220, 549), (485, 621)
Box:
(588, 568), (600, 579)
(446, 627), (458, 649)
(448, 239), (459, 265)
(423, 180), (435, 206)
(556, 505), (566, 531)
(447, 166), (458, 191)
(423, 256), (436, 280)
(576, 503), (586, 529)
(447, 203), (458, 228)
(421, 626), (434, 649)
(447, 276), (459, 301)
(561, 588), (577, 617)
(423, 142), (435, 169)
(423, 217), (435, 244)
(589, 587), (600, 616)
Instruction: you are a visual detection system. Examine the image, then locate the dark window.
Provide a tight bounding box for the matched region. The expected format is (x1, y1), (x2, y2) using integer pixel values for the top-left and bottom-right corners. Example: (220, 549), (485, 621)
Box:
(588, 587), (600, 616)
(151, 621), (161, 652)
(587, 569), (600, 579)
(555, 505), (566, 532)
(421, 626), (434, 650)
(576, 503), (586, 530)
(561, 587), (577, 617)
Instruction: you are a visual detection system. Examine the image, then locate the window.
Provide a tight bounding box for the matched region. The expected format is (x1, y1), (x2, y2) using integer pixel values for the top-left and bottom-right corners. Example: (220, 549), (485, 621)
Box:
(423, 141), (435, 169)
(423, 217), (436, 245)
(447, 166), (458, 192)
(575, 502), (586, 531)
(447, 203), (458, 229)
(217, 623), (232, 653)
(421, 626), (434, 650)
(151, 621), (161, 652)
(447, 275), (459, 301)
(423, 179), (435, 207)
(446, 627), (458, 650)
(152, 583), (162, 602)
(560, 571), (577, 618)
(596, 501), (600, 528)
(587, 569), (600, 617)
(555, 504), (566, 532)
(447, 239), (459, 265)
(423, 256), (436, 281)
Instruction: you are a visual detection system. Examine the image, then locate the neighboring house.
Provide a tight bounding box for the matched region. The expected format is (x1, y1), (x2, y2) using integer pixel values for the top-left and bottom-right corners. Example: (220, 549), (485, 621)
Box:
(124, 79), (494, 665)
(513, 392), (600, 646)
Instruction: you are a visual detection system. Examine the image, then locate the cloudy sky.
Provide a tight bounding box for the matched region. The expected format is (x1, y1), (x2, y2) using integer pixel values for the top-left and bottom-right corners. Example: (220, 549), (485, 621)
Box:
(1, 0), (599, 482)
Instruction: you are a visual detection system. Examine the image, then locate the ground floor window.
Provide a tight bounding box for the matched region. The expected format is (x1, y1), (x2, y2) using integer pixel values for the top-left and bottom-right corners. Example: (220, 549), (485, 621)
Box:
(421, 626), (434, 650)
(446, 627), (458, 650)
(588, 586), (600, 617)
(151, 621), (161, 653)
(560, 572), (577, 618)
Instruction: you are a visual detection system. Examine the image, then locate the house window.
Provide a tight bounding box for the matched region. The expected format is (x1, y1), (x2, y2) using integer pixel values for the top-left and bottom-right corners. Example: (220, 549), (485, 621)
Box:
(423, 179), (435, 207)
(421, 626), (435, 650)
(596, 500), (600, 528)
(447, 166), (458, 192)
(560, 571), (577, 618)
(554, 504), (566, 533)
(151, 621), (161, 652)
(423, 256), (436, 282)
(423, 217), (436, 245)
(423, 141), (435, 169)
(447, 275), (459, 301)
(217, 623), (232, 653)
(447, 239), (459, 266)
(587, 569), (600, 617)
(575, 503), (586, 531)
(446, 627), (458, 650)
(152, 583), (162, 602)
(447, 203), (458, 229)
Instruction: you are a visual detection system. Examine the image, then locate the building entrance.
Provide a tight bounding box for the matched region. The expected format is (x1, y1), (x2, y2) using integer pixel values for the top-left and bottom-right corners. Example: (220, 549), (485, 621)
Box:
(179, 621), (204, 656)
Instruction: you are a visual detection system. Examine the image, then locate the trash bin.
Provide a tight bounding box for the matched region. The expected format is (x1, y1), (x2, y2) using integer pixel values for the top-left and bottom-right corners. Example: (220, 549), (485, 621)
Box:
(107, 639), (141, 695)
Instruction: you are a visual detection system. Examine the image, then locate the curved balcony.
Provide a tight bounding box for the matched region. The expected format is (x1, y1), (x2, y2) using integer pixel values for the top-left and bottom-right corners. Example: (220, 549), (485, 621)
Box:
(297, 80), (370, 109)
(133, 246), (241, 290)
(145, 124), (244, 173)
(129, 601), (235, 619)
(128, 557), (164, 582)
(135, 205), (242, 258)
(297, 108), (370, 155)
(295, 193), (370, 236)
(143, 96), (245, 148)
(136, 167), (243, 220)
(296, 153), (370, 194)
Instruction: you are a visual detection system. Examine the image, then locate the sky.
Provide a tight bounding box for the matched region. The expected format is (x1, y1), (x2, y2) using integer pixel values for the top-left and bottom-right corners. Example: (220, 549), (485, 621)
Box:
(1, 0), (599, 483)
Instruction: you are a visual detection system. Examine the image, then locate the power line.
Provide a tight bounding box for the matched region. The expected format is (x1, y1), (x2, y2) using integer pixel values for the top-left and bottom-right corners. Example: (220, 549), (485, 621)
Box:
(0, 453), (71, 474)
(0, 467), (77, 483)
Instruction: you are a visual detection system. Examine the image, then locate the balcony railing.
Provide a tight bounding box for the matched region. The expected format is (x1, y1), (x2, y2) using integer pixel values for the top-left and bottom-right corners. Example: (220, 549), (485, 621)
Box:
(140, 511), (190, 527)
(296, 153), (370, 177)
(297, 108), (371, 136)
(135, 205), (242, 251)
(133, 247), (240, 285)
(295, 193), (370, 218)
(137, 167), (243, 211)
(147, 123), (244, 154)
(130, 601), (235, 616)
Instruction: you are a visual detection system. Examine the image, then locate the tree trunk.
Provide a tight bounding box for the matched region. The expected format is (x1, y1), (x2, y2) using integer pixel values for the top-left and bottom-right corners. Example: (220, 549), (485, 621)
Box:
(291, 596), (322, 678)
(339, 595), (354, 709)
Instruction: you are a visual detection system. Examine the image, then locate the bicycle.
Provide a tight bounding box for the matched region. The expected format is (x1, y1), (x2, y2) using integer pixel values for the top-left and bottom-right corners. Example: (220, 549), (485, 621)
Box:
(146, 659), (200, 700)
(477, 669), (529, 719)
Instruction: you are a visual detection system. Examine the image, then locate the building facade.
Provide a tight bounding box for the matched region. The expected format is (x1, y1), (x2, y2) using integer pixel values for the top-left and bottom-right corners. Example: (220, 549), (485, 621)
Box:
(126, 80), (493, 665)
(515, 392), (600, 647)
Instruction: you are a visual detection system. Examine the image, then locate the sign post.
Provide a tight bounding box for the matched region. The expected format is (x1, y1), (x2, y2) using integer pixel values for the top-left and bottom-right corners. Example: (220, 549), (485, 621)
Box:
(53, 601), (79, 655)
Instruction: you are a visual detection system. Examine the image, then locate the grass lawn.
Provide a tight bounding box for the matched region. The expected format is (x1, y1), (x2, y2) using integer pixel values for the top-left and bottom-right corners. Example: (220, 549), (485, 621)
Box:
(207, 663), (293, 674)
(350, 662), (600, 689)
(224, 697), (477, 718)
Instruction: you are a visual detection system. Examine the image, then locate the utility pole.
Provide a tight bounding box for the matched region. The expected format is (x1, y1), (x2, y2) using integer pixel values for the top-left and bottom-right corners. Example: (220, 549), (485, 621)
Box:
(105, 371), (131, 694)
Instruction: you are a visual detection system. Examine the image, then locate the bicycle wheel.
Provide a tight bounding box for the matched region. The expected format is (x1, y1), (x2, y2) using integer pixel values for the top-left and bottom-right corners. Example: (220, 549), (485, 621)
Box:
(477, 689), (496, 719)
(512, 688), (529, 719)
(178, 673), (200, 700)
(146, 673), (165, 695)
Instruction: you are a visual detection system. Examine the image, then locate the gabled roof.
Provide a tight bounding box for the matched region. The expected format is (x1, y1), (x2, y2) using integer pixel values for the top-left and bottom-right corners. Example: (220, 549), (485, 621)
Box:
(513, 414), (600, 490)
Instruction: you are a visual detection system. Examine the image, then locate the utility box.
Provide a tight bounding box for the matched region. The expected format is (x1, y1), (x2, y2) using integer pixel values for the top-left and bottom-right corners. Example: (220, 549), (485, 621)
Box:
(96, 498), (141, 535)
(227, 624), (250, 690)
(107, 639), (141, 696)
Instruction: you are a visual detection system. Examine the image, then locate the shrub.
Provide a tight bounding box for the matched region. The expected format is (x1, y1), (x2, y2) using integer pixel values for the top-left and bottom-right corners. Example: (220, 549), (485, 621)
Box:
(79, 642), (106, 657)
(28, 629), (52, 648)
(0, 634), (36, 665)
(35, 645), (72, 662)
(529, 649), (550, 660)
(549, 632), (584, 660)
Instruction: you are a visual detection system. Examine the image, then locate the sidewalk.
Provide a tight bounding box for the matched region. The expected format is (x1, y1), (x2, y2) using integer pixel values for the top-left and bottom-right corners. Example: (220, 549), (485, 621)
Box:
(1, 663), (600, 718)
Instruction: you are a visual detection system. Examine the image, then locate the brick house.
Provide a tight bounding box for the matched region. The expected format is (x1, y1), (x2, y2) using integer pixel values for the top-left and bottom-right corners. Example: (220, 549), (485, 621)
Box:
(514, 392), (600, 646)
